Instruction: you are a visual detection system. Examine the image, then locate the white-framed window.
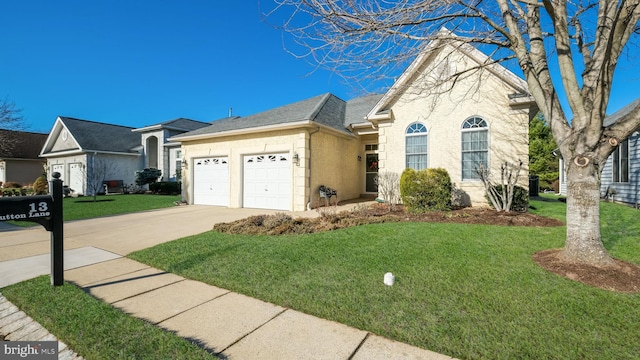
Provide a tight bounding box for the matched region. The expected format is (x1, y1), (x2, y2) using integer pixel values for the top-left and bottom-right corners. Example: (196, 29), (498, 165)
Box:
(406, 122), (428, 170)
(612, 139), (629, 183)
(461, 116), (489, 180)
(174, 150), (183, 180)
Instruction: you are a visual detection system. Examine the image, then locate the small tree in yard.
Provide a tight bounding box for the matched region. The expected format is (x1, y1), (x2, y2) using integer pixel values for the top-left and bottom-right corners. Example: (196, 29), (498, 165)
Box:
(84, 157), (117, 202)
(374, 171), (401, 211)
(476, 161), (525, 212)
(135, 168), (162, 188)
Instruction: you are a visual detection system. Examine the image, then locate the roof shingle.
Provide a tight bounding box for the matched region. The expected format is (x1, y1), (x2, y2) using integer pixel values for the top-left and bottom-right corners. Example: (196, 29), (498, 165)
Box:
(59, 117), (140, 153)
(0, 129), (47, 159)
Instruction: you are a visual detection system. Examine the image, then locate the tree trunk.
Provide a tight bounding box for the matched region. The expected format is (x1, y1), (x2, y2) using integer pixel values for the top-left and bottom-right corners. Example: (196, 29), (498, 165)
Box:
(561, 160), (615, 267)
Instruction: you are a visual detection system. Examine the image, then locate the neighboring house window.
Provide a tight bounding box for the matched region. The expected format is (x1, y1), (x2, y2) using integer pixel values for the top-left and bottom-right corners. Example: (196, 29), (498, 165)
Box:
(175, 150), (182, 180)
(406, 122), (428, 170)
(461, 116), (489, 180)
(612, 140), (629, 183)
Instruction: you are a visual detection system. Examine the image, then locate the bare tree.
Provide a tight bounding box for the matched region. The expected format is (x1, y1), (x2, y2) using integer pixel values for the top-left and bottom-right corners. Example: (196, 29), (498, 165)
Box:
(0, 98), (25, 155)
(374, 171), (401, 211)
(476, 161), (524, 212)
(266, 0), (640, 267)
(83, 156), (117, 202)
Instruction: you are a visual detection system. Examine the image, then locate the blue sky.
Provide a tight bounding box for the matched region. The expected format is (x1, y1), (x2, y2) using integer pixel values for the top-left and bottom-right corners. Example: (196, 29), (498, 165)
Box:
(1, 1), (355, 133)
(1, 1), (638, 134)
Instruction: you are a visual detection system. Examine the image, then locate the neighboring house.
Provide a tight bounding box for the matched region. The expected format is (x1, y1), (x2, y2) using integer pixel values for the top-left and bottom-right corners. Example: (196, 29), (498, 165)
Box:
(559, 98), (640, 205)
(132, 118), (211, 181)
(40, 117), (143, 195)
(0, 129), (47, 185)
(40, 117), (209, 195)
(171, 36), (534, 211)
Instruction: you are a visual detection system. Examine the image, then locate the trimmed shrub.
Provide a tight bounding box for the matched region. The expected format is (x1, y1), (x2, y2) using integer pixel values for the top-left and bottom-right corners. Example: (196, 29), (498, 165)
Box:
(400, 168), (452, 212)
(149, 181), (181, 195)
(33, 176), (48, 195)
(135, 168), (162, 186)
(2, 182), (22, 188)
(486, 185), (529, 212)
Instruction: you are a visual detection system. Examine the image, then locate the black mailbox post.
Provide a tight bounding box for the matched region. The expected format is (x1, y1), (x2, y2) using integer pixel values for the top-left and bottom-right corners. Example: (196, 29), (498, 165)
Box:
(0, 173), (64, 286)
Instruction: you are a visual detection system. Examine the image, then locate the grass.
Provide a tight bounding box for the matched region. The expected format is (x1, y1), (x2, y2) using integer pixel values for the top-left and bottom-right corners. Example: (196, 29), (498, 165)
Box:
(1, 276), (214, 359)
(9, 194), (180, 227)
(3, 196), (639, 359)
(127, 196), (640, 360)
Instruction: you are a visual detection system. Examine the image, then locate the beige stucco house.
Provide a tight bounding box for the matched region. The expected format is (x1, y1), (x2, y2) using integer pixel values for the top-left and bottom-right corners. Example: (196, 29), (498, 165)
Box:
(172, 37), (535, 211)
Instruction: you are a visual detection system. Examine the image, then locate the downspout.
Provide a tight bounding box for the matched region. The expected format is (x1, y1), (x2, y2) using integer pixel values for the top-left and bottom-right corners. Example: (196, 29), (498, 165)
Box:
(306, 127), (321, 210)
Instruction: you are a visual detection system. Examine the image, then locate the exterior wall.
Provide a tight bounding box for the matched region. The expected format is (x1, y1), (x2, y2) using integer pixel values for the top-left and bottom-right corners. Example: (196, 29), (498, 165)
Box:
(559, 157), (567, 195)
(140, 129), (184, 182)
(47, 153), (141, 195)
(599, 132), (640, 205)
(50, 128), (79, 152)
(47, 154), (88, 193)
(307, 130), (362, 206)
(0, 159), (46, 185)
(180, 128), (361, 211)
(181, 129), (308, 211)
(140, 131), (163, 174)
(378, 46), (529, 206)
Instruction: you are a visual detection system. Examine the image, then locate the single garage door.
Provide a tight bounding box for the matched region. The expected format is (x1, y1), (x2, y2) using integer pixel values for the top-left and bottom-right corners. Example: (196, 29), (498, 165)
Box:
(69, 163), (84, 195)
(243, 153), (291, 211)
(193, 157), (229, 206)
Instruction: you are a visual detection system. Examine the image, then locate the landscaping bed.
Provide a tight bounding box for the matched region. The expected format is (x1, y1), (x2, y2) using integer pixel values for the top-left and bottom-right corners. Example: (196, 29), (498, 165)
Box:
(213, 203), (564, 236)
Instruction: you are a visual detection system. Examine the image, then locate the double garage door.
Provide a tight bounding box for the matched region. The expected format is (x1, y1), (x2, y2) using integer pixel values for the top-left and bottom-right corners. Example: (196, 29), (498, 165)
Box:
(193, 153), (291, 210)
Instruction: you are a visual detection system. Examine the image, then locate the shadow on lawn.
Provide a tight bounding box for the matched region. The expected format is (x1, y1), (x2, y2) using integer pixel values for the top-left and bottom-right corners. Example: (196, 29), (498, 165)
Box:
(73, 199), (115, 203)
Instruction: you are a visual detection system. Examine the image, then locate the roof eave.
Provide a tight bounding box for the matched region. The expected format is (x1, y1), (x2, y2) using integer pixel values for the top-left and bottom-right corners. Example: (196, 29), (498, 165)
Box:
(40, 149), (141, 158)
(170, 120), (355, 142)
(132, 124), (198, 133)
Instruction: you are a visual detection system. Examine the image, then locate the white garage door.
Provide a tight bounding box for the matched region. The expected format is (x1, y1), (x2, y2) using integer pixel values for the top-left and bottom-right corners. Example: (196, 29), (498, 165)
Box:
(69, 163), (84, 195)
(243, 153), (291, 211)
(193, 157), (229, 206)
(51, 164), (64, 181)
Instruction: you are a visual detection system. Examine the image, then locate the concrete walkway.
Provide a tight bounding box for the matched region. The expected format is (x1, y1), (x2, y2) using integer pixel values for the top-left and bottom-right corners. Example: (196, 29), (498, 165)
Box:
(1, 203), (456, 359)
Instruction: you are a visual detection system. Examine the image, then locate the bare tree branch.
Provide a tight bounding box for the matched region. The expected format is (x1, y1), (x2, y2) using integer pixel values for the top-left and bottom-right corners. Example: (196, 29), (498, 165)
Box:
(265, 0), (640, 265)
(0, 98), (25, 156)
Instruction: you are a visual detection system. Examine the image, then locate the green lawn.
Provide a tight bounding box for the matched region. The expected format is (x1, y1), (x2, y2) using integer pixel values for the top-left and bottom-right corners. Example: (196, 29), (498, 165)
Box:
(127, 196), (640, 360)
(9, 194), (180, 226)
(3, 197), (639, 359)
(1, 277), (214, 360)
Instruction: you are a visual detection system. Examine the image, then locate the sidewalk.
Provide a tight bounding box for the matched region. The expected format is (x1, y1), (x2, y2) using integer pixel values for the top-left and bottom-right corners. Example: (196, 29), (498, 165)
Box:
(1, 203), (457, 359)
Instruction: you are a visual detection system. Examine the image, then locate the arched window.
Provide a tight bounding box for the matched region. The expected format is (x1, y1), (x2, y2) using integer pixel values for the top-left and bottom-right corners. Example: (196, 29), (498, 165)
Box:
(406, 122), (428, 170)
(461, 117), (488, 180)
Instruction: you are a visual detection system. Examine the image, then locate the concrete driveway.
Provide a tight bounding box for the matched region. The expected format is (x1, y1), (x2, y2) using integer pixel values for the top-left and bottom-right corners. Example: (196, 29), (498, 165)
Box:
(0, 205), (286, 262)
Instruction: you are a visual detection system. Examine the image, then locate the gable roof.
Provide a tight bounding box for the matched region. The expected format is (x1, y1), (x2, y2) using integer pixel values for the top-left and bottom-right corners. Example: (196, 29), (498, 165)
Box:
(345, 94), (385, 126)
(367, 29), (531, 120)
(0, 129), (47, 159)
(132, 118), (210, 133)
(41, 117), (140, 156)
(171, 93), (360, 141)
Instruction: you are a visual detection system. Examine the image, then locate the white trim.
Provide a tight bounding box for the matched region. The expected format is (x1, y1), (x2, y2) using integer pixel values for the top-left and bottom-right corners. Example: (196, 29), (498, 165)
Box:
(40, 149), (141, 158)
(169, 120), (355, 142)
(366, 29), (531, 122)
